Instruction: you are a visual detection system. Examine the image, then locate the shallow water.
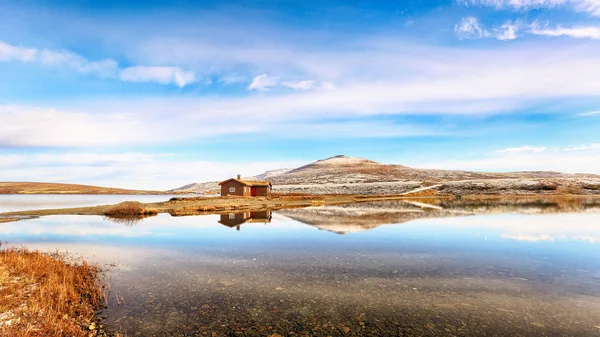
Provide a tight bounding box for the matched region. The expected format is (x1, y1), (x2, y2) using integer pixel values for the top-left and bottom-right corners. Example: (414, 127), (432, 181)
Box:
(0, 194), (193, 212)
(2, 198), (600, 336)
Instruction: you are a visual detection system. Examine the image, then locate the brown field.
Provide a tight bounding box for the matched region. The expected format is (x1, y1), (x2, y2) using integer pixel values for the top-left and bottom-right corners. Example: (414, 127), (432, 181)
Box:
(0, 182), (167, 195)
(0, 243), (110, 337)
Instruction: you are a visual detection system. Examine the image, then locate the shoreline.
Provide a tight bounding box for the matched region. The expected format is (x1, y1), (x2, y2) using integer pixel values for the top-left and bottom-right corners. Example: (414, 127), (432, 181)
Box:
(2, 193), (600, 224)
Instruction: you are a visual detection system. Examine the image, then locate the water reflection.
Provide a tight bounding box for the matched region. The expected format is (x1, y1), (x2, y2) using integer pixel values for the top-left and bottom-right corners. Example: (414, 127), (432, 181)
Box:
(218, 211), (272, 230)
(0, 194), (195, 213)
(1, 198), (599, 336)
(279, 197), (600, 234)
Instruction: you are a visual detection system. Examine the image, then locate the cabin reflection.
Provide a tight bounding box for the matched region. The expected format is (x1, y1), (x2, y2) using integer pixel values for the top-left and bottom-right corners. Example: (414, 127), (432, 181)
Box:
(218, 210), (272, 231)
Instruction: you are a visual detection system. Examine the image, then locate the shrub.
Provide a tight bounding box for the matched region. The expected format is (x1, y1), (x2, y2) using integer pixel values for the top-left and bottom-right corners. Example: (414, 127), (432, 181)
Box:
(104, 201), (158, 218)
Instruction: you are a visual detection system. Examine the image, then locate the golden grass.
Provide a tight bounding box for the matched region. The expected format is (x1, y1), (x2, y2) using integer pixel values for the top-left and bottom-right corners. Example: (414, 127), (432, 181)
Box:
(104, 201), (158, 218)
(0, 182), (164, 195)
(0, 243), (107, 337)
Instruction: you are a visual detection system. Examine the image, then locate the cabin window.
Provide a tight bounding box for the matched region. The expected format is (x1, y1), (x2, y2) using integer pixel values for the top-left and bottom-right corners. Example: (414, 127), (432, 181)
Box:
(229, 186), (235, 192)
(229, 213), (235, 219)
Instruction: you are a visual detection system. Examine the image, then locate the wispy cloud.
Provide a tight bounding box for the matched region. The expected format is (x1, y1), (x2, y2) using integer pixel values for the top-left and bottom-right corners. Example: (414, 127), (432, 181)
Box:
(530, 24), (600, 39)
(456, 18), (600, 40)
(0, 40), (196, 86)
(282, 80), (316, 90)
(577, 110), (600, 116)
(4, 36), (600, 148)
(120, 66), (196, 87)
(0, 41), (118, 78)
(423, 143), (600, 173)
(248, 74), (279, 91)
(562, 143), (600, 151)
(456, 0), (600, 16)
(0, 41), (37, 62)
(455, 17), (490, 39)
(455, 17), (522, 40)
(0, 102), (447, 148)
(496, 146), (547, 153)
(0, 152), (305, 190)
(496, 20), (523, 40)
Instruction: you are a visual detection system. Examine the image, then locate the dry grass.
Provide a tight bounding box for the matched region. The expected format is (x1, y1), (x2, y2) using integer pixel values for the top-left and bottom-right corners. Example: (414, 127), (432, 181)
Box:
(0, 182), (164, 195)
(0, 243), (107, 337)
(104, 202), (158, 218)
(583, 184), (600, 190)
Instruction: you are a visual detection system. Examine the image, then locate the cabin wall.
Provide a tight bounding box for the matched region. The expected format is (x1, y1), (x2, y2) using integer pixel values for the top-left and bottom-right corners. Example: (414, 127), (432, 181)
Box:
(220, 181), (250, 196)
(254, 186), (271, 197)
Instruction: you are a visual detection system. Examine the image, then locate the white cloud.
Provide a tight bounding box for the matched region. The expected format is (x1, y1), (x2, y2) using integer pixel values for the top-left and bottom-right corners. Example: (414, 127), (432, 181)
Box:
(455, 17), (489, 39)
(455, 17), (522, 40)
(0, 41), (119, 78)
(530, 24), (600, 39)
(282, 80), (316, 90)
(4, 34), (600, 148)
(577, 111), (600, 116)
(456, 19), (600, 41)
(496, 146), (547, 153)
(0, 102), (447, 148)
(562, 143), (600, 151)
(577, 0), (600, 15)
(422, 143), (600, 173)
(120, 66), (196, 87)
(0, 40), (196, 86)
(248, 74), (279, 91)
(0, 41), (37, 61)
(501, 234), (555, 242)
(457, 0), (600, 16)
(496, 20), (522, 40)
(38, 49), (118, 78)
(0, 152), (305, 190)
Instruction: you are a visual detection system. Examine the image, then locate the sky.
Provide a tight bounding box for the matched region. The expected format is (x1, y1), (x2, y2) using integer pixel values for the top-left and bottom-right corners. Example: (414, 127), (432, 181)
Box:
(1, 0), (600, 190)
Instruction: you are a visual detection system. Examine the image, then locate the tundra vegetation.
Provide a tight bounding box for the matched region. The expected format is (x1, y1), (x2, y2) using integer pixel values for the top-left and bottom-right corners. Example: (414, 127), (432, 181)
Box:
(0, 243), (112, 337)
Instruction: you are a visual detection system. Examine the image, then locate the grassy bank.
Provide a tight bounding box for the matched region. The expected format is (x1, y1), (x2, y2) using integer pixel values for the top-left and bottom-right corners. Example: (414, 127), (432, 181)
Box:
(0, 244), (109, 337)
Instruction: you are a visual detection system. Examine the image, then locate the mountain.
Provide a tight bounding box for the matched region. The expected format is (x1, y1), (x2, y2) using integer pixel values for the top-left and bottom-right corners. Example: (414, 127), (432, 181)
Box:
(170, 155), (600, 195)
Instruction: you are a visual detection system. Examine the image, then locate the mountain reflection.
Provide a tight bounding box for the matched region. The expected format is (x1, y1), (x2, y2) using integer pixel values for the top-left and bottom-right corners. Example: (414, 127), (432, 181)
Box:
(278, 197), (600, 234)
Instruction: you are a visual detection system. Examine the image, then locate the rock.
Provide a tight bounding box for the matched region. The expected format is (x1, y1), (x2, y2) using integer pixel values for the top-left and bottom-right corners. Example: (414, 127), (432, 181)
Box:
(219, 280), (235, 287)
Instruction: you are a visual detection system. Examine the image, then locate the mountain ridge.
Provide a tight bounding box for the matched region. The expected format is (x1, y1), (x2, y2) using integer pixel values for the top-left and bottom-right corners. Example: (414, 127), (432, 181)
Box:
(169, 155), (600, 194)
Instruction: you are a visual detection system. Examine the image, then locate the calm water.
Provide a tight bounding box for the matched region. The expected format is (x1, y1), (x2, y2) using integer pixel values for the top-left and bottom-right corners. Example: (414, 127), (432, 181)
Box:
(0, 194), (195, 212)
(2, 198), (600, 336)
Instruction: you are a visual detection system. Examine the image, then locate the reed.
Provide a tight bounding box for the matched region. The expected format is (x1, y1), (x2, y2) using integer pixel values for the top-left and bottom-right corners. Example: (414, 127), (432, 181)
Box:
(0, 243), (107, 337)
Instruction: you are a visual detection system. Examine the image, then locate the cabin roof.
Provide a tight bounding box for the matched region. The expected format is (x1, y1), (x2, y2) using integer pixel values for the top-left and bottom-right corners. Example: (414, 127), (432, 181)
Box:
(218, 178), (272, 187)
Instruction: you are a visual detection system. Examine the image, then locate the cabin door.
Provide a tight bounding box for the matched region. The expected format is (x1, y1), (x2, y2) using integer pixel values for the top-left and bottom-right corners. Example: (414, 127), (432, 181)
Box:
(251, 187), (257, 196)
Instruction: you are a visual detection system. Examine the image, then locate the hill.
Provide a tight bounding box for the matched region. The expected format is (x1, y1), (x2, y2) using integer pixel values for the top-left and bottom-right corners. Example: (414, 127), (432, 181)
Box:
(171, 155), (600, 195)
(0, 182), (166, 195)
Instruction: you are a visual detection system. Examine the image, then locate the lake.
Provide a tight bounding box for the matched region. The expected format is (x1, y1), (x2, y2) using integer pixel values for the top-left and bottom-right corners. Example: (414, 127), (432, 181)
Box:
(0, 194), (197, 213)
(1, 197), (600, 336)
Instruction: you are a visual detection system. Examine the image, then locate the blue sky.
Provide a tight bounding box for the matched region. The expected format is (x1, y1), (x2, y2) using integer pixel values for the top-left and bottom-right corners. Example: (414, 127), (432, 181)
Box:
(1, 0), (600, 189)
